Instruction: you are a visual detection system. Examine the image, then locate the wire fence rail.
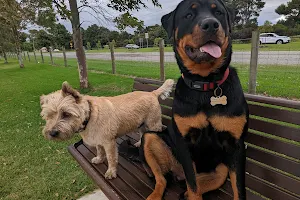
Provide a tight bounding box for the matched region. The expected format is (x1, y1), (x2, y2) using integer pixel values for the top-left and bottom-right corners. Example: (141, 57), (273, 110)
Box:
(2, 31), (300, 99)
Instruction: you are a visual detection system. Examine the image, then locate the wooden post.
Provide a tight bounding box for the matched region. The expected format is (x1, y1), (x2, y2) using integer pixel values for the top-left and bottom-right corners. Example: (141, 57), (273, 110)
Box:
(40, 50), (44, 63)
(159, 39), (165, 81)
(49, 47), (54, 65)
(27, 51), (31, 62)
(248, 31), (260, 94)
(62, 47), (67, 67)
(110, 42), (116, 74)
(23, 52), (26, 61)
(33, 51), (37, 63)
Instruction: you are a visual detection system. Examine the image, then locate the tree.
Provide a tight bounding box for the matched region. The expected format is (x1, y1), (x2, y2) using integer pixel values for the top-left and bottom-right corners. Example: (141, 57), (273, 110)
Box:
(154, 37), (162, 47)
(259, 20), (274, 33)
(276, 0), (300, 28)
(48, 23), (72, 49)
(86, 42), (91, 50)
(21, 0), (161, 88)
(35, 30), (53, 49)
(225, 0), (265, 28)
(114, 12), (145, 31)
(96, 41), (102, 49)
(0, 0), (56, 68)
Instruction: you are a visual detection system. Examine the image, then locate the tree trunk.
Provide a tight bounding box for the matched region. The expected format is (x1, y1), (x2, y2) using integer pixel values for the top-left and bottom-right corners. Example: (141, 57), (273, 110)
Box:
(17, 48), (24, 68)
(3, 51), (8, 64)
(69, 0), (88, 89)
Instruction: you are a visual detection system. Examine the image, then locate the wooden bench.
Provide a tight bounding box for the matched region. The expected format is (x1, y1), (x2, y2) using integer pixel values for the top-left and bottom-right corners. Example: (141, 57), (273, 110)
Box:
(68, 78), (300, 200)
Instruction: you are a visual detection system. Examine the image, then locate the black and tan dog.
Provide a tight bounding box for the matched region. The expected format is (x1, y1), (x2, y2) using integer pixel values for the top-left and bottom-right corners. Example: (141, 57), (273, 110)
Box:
(140, 0), (249, 199)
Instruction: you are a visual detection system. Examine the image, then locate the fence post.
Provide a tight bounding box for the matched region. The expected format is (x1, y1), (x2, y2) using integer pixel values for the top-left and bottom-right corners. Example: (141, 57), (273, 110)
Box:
(62, 47), (67, 67)
(49, 47), (54, 65)
(23, 52), (26, 61)
(248, 31), (260, 94)
(27, 51), (31, 62)
(159, 39), (165, 81)
(40, 50), (44, 63)
(33, 51), (37, 63)
(110, 42), (116, 74)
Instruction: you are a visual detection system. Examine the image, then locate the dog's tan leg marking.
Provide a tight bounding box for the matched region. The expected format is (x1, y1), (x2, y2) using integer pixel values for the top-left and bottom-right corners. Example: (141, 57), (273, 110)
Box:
(209, 115), (247, 139)
(174, 112), (208, 137)
(144, 133), (172, 200)
(91, 145), (106, 164)
(103, 141), (118, 179)
(186, 163), (228, 200)
(230, 171), (239, 200)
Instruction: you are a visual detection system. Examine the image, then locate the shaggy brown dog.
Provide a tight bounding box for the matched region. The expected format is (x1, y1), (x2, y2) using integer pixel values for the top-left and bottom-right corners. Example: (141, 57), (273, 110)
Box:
(40, 80), (174, 179)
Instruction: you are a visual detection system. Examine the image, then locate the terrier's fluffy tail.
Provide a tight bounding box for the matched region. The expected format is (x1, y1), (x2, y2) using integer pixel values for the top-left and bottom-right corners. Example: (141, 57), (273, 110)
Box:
(153, 79), (175, 100)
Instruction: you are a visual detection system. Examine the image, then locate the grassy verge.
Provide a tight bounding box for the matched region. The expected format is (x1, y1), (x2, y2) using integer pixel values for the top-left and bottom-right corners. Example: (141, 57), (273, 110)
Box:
(0, 60), (133, 200)
(61, 41), (300, 53)
(37, 55), (300, 99)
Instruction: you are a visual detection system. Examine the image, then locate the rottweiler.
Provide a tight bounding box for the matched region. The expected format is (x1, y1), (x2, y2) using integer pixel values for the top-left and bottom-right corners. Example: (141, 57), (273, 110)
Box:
(140, 0), (249, 199)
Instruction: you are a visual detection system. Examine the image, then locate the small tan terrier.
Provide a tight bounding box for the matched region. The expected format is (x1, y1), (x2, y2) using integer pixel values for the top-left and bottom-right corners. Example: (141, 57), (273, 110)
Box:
(40, 80), (174, 179)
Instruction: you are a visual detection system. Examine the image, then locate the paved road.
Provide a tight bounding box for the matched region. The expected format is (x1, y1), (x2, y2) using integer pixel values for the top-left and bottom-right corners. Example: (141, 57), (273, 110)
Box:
(48, 51), (300, 65)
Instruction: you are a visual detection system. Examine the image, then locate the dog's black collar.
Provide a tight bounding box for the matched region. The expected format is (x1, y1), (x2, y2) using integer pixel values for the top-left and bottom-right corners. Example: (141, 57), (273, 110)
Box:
(78, 100), (92, 133)
(182, 68), (230, 91)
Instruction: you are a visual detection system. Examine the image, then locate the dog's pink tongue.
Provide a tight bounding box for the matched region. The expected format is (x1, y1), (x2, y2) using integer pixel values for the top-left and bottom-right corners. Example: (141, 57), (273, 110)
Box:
(201, 43), (222, 58)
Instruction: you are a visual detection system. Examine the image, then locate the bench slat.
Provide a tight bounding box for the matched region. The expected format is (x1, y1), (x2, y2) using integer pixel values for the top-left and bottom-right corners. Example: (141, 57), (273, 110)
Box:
(247, 146), (300, 177)
(68, 145), (122, 200)
(77, 144), (143, 200)
(245, 94), (300, 109)
(249, 118), (300, 142)
(246, 132), (300, 160)
(246, 160), (300, 196)
(246, 175), (299, 200)
(248, 104), (300, 125)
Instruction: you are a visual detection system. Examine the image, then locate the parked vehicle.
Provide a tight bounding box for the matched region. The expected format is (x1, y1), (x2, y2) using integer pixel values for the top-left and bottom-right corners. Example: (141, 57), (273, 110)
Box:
(125, 44), (140, 49)
(53, 49), (60, 52)
(260, 33), (291, 44)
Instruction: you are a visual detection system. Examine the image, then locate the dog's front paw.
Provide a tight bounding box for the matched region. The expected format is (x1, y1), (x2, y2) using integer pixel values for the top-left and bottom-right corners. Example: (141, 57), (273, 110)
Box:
(91, 156), (105, 164)
(105, 168), (117, 179)
(134, 140), (141, 147)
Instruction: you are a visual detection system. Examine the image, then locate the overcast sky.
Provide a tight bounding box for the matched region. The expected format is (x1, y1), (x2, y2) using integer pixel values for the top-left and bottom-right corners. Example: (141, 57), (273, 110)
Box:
(61, 0), (289, 33)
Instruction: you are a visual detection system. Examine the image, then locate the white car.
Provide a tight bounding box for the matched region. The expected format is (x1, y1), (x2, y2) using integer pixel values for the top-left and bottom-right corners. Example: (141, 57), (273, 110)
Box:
(53, 49), (60, 52)
(260, 33), (291, 44)
(125, 44), (140, 49)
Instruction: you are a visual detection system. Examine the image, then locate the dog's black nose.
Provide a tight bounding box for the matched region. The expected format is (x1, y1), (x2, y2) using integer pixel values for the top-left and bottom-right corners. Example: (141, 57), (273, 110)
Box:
(201, 18), (220, 33)
(50, 130), (59, 137)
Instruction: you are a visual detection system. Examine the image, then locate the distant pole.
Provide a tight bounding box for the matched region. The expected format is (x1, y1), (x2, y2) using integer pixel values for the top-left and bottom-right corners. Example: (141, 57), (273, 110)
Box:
(40, 50), (44, 63)
(159, 39), (165, 81)
(3, 51), (8, 63)
(249, 31), (260, 94)
(49, 47), (54, 65)
(23, 52), (26, 61)
(27, 51), (31, 62)
(110, 42), (116, 74)
(62, 47), (67, 67)
(33, 50), (37, 63)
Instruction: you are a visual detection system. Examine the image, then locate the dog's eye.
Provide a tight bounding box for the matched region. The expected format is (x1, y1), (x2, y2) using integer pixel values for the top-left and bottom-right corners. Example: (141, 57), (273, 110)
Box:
(185, 13), (193, 19)
(62, 112), (71, 118)
(215, 11), (223, 16)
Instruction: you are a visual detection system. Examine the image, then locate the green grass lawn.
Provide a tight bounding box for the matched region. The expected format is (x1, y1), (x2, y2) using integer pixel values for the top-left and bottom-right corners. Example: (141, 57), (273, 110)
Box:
(0, 60), (133, 200)
(38, 55), (300, 99)
(62, 41), (300, 53)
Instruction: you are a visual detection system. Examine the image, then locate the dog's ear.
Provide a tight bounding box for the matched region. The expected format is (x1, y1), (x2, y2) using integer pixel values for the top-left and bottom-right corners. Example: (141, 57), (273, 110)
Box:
(161, 10), (175, 39)
(40, 95), (46, 106)
(61, 81), (82, 103)
(219, 0), (233, 33)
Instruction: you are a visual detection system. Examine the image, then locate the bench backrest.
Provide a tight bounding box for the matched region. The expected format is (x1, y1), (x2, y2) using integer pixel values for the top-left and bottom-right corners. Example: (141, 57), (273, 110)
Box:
(133, 78), (300, 200)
